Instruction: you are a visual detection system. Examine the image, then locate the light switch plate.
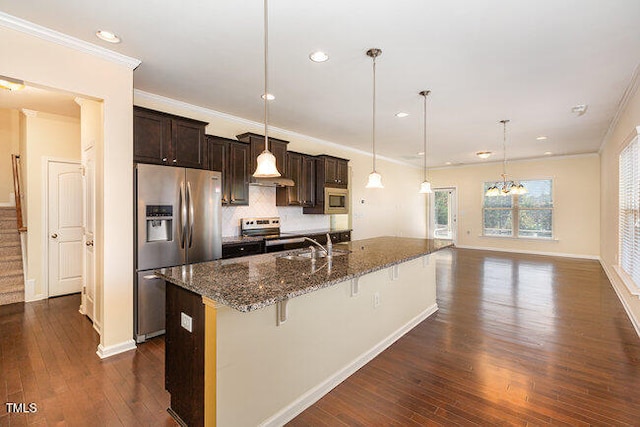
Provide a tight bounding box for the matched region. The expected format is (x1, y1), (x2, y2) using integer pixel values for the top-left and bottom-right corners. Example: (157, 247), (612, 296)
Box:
(180, 312), (193, 332)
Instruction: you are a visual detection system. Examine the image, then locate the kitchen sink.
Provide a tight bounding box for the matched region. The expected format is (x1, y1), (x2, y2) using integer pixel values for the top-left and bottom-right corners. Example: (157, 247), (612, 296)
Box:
(277, 248), (350, 260)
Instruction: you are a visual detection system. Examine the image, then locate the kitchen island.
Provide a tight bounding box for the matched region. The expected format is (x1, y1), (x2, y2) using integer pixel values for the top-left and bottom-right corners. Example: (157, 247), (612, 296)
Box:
(157, 237), (452, 426)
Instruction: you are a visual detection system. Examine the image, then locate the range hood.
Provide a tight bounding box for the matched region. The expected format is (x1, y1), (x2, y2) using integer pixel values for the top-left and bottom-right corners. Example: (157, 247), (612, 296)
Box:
(250, 176), (295, 187)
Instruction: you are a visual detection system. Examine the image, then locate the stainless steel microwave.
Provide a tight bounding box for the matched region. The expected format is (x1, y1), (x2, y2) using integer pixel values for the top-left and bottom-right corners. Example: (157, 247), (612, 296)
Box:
(324, 187), (349, 214)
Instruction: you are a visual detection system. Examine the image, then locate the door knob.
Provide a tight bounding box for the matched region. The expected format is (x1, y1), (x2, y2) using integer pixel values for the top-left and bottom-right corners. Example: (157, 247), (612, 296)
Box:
(85, 240), (94, 246)
(51, 233), (58, 239)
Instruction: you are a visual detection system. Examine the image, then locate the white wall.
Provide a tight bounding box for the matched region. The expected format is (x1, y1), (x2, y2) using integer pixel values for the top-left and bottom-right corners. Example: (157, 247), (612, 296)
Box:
(134, 91), (428, 240)
(599, 71), (640, 334)
(429, 154), (601, 258)
(0, 108), (20, 205)
(1, 24), (136, 356)
(20, 110), (80, 299)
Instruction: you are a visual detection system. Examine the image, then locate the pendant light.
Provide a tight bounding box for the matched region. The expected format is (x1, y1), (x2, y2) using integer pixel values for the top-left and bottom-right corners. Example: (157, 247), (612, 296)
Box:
(365, 48), (383, 189)
(418, 90), (432, 194)
(485, 120), (527, 196)
(253, 0), (281, 178)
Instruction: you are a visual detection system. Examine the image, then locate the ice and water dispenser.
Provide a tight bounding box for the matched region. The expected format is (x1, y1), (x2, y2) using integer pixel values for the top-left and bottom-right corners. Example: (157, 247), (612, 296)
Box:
(145, 205), (173, 242)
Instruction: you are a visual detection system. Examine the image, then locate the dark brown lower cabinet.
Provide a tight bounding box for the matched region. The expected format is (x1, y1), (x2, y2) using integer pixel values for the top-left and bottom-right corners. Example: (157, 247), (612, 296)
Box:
(165, 283), (205, 427)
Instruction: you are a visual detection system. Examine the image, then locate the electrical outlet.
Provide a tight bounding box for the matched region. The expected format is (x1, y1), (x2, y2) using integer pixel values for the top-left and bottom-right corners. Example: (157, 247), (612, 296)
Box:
(373, 292), (380, 308)
(180, 312), (193, 333)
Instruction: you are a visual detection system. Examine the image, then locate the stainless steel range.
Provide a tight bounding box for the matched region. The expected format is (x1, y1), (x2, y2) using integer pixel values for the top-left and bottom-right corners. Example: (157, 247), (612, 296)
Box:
(241, 217), (310, 252)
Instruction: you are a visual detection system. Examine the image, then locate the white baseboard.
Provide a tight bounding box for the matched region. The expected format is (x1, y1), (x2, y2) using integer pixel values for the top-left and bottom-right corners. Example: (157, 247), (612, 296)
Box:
(260, 303), (439, 427)
(96, 339), (137, 359)
(455, 245), (599, 260)
(600, 259), (640, 338)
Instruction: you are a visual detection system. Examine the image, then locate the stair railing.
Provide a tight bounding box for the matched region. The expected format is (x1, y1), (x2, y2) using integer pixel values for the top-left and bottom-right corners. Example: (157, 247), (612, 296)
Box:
(11, 154), (26, 232)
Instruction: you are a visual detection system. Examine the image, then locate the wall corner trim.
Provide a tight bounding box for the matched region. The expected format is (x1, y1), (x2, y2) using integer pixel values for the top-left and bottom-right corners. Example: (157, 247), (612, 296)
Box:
(96, 339), (137, 359)
(600, 259), (640, 338)
(600, 62), (640, 153)
(0, 11), (141, 70)
(259, 303), (439, 427)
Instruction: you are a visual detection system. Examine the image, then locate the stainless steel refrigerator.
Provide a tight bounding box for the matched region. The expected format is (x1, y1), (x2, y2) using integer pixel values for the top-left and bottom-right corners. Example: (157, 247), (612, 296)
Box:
(135, 163), (222, 343)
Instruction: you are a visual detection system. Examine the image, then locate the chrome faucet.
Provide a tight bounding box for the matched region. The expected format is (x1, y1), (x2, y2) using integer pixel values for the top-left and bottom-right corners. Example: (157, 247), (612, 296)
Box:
(303, 234), (333, 259)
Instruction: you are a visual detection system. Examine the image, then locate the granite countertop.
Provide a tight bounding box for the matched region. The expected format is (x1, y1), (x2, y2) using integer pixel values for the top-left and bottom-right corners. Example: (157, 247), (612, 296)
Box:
(222, 228), (352, 245)
(156, 236), (453, 313)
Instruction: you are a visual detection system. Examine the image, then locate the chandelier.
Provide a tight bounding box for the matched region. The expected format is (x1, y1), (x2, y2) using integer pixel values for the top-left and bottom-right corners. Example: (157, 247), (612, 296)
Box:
(485, 120), (527, 197)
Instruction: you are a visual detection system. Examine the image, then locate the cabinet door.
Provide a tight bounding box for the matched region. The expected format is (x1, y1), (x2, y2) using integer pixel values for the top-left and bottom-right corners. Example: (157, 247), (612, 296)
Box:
(336, 159), (348, 186)
(286, 152), (302, 205)
(206, 136), (230, 204)
(324, 157), (338, 185)
(173, 119), (205, 169)
(228, 142), (250, 205)
(134, 109), (171, 165)
(301, 155), (316, 207)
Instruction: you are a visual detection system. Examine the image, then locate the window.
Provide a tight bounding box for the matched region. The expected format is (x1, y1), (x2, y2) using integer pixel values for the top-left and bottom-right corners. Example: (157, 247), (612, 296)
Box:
(483, 179), (553, 239)
(619, 135), (639, 289)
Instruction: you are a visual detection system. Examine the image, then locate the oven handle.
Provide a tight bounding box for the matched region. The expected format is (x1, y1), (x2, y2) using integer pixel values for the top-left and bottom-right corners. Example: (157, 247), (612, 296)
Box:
(264, 237), (306, 246)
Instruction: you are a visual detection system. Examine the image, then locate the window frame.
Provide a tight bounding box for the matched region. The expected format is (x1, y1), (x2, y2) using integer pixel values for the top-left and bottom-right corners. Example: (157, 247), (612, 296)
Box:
(617, 127), (640, 294)
(482, 178), (555, 240)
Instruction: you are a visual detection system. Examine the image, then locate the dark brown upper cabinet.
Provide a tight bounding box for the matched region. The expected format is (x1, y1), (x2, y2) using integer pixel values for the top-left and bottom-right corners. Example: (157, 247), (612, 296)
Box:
(276, 152), (315, 207)
(206, 135), (250, 206)
(236, 132), (289, 177)
(134, 106), (207, 169)
(319, 155), (349, 188)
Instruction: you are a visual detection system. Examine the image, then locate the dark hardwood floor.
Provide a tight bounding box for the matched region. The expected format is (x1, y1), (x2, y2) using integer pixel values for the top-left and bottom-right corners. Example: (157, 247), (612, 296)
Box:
(0, 294), (175, 426)
(289, 248), (640, 426)
(1, 248), (639, 426)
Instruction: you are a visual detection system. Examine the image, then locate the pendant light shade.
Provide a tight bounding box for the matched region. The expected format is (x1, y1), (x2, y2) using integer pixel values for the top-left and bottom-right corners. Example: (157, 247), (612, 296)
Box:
(419, 181), (432, 194)
(365, 48), (383, 189)
(253, 150), (280, 177)
(366, 171), (384, 189)
(253, 0), (282, 178)
(418, 90), (432, 194)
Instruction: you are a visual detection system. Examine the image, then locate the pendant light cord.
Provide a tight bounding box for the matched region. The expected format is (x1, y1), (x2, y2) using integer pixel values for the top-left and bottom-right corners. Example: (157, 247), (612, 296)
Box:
(501, 119), (508, 180)
(372, 54), (377, 172)
(264, 0), (269, 152)
(423, 93), (427, 181)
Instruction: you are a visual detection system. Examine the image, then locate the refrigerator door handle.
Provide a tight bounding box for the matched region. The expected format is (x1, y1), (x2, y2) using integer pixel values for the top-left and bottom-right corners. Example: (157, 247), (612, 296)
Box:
(187, 181), (194, 248)
(179, 181), (186, 249)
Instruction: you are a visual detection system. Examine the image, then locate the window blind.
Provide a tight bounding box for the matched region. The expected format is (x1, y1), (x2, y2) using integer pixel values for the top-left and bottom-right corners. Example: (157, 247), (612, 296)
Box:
(619, 135), (640, 289)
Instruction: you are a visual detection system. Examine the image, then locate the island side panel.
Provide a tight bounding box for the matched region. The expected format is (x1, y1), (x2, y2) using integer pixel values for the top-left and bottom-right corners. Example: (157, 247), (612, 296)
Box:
(216, 255), (437, 426)
(166, 282), (206, 426)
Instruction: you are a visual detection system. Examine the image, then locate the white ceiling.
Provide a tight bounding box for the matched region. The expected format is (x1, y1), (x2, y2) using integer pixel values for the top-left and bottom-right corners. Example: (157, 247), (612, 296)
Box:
(0, 85), (79, 118)
(1, 0), (639, 167)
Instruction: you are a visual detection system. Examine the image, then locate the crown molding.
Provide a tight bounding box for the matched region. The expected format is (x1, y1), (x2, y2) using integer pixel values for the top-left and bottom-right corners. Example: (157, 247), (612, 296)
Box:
(133, 89), (418, 168)
(600, 62), (640, 153)
(0, 11), (141, 70)
(21, 108), (37, 117)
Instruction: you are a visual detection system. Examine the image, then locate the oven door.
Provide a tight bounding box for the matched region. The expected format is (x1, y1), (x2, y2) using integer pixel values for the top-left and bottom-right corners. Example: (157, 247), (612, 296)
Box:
(264, 237), (307, 253)
(324, 187), (349, 214)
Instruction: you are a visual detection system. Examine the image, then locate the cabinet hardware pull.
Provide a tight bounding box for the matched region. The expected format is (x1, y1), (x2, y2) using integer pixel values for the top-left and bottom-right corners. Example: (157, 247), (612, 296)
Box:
(173, 159), (177, 163)
(162, 157), (167, 162)
(51, 233), (58, 239)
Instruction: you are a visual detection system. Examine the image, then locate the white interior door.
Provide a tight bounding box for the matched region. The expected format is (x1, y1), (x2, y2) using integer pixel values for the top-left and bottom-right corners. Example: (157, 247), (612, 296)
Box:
(48, 161), (83, 297)
(431, 187), (458, 243)
(82, 145), (96, 321)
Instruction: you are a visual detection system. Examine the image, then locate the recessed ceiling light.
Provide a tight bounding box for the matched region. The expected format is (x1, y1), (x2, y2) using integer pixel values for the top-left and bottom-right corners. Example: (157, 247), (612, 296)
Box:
(544, 151), (552, 155)
(261, 93), (275, 100)
(476, 151), (492, 159)
(536, 136), (548, 141)
(445, 162), (452, 165)
(395, 112), (409, 118)
(309, 51), (329, 63)
(96, 30), (121, 44)
(417, 152), (425, 156)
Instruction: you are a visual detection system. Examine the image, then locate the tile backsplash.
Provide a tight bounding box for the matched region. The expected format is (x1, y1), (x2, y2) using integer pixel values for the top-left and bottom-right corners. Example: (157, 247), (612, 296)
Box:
(221, 186), (330, 236)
